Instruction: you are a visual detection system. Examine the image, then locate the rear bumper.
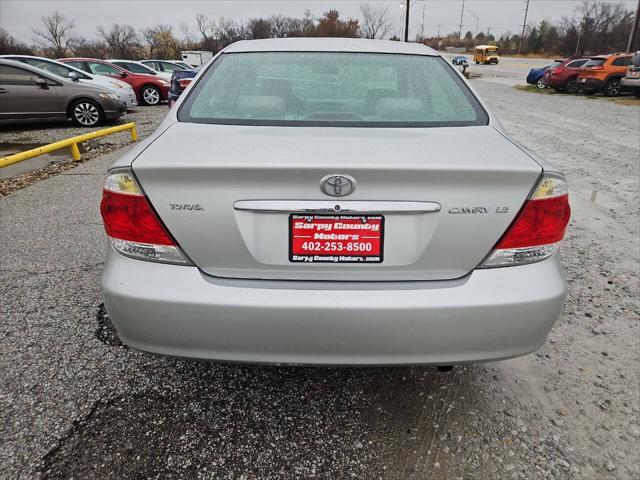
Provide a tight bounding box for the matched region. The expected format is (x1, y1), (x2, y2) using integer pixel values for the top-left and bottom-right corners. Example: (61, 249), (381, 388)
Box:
(542, 74), (564, 87)
(621, 77), (640, 88)
(102, 249), (567, 365)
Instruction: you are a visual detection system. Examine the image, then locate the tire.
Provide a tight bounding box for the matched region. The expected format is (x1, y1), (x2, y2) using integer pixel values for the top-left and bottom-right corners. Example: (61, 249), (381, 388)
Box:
(633, 89), (640, 98)
(565, 79), (579, 94)
(475, 60), (479, 65)
(603, 78), (622, 97)
(536, 78), (546, 89)
(140, 85), (161, 106)
(70, 99), (104, 127)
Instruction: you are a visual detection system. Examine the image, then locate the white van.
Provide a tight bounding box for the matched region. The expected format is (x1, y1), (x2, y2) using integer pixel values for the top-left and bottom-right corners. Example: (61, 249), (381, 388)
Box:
(180, 51), (214, 67)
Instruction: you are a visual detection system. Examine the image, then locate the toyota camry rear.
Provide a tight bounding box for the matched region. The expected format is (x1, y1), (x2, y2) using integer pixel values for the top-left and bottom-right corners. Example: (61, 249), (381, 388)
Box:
(100, 39), (570, 365)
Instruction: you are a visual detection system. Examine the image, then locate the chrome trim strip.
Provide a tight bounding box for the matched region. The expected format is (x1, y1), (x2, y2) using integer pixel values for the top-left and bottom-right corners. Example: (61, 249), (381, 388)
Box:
(233, 200), (441, 214)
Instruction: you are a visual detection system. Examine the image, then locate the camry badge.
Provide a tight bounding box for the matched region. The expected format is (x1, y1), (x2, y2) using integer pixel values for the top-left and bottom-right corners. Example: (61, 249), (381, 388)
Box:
(320, 174), (356, 197)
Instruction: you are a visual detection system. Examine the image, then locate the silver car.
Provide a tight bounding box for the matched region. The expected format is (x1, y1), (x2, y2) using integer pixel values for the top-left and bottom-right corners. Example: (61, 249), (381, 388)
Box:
(100, 39), (570, 366)
(140, 59), (187, 75)
(0, 59), (125, 127)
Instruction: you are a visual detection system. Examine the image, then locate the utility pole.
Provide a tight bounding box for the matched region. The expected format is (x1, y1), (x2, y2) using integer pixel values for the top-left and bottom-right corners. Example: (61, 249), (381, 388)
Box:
(399, 2), (405, 41)
(518, 0), (530, 54)
(421, 2), (426, 41)
(458, 0), (466, 41)
(486, 26), (493, 38)
(627, 0), (640, 52)
(575, 21), (583, 56)
(404, 0), (411, 42)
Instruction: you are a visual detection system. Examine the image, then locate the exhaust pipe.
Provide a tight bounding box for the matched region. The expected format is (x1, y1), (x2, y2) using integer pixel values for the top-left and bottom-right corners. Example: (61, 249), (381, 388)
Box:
(437, 365), (454, 373)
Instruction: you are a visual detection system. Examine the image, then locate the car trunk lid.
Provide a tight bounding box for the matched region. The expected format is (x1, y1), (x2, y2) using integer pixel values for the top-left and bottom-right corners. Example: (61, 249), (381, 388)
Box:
(132, 122), (542, 281)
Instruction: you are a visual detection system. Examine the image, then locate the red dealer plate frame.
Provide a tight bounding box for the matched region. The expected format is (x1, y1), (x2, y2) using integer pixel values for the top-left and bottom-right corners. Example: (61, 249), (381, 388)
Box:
(289, 214), (384, 263)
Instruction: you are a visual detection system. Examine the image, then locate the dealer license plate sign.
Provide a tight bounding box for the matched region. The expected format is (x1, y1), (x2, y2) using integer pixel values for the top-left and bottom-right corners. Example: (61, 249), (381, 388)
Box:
(289, 214), (384, 263)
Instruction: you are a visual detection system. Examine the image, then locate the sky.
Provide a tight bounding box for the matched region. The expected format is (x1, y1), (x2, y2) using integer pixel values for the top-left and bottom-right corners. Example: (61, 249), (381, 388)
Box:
(1, 0), (638, 43)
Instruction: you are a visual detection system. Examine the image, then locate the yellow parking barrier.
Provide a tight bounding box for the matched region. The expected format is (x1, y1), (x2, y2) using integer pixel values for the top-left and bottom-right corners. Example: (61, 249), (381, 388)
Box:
(0, 122), (138, 169)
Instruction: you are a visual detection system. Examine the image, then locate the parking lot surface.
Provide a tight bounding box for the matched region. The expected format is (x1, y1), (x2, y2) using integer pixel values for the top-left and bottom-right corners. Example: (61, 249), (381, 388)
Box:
(1, 76), (638, 479)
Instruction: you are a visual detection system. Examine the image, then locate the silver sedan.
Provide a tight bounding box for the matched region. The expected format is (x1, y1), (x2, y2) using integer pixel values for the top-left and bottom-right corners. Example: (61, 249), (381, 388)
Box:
(100, 39), (570, 366)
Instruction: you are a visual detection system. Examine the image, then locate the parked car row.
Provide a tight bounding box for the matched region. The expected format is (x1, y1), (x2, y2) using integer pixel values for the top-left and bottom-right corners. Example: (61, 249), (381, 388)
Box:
(526, 52), (640, 97)
(0, 55), (201, 127)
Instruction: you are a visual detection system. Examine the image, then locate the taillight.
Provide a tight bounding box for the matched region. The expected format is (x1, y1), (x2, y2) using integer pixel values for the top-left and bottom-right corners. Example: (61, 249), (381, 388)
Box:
(100, 169), (191, 265)
(178, 78), (192, 89)
(590, 65), (604, 70)
(480, 174), (570, 268)
(551, 68), (561, 74)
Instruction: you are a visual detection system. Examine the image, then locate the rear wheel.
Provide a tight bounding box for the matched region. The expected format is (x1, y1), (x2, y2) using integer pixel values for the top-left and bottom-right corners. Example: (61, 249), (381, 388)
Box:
(70, 99), (104, 127)
(603, 78), (622, 97)
(536, 78), (546, 89)
(565, 79), (579, 94)
(141, 85), (161, 106)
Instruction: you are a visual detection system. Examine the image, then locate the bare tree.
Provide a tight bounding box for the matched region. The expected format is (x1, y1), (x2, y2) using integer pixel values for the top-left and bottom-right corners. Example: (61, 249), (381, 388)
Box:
(301, 9), (316, 33)
(196, 13), (217, 51)
(0, 28), (34, 55)
(143, 24), (180, 59)
(32, 11), (76, 57)
(269, 14), (289, 38)
(360, 3), (391, 39)
(179, 22), (198, 50)
(97, 23), (140, 59)
(247, 18), (272, 39)
(215, 17), (244, 46)
(73, 37), (108, 58)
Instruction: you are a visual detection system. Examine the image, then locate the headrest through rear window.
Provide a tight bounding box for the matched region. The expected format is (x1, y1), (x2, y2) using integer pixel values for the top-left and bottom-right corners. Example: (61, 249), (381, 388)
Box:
(375, 98), (425, 120)
(237, 95), (286, 119)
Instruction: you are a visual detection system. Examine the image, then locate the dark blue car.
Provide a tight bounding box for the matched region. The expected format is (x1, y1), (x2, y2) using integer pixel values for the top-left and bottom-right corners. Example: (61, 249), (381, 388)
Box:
(168, 65), (203, 106)
(526, 60), (563, 88)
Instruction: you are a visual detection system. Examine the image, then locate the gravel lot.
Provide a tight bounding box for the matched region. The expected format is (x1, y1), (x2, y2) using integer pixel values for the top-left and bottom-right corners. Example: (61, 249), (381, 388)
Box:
(0, 77), (638, 480)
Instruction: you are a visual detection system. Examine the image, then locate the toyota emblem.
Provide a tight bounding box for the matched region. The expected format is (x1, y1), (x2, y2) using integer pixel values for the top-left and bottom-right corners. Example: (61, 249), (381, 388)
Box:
(320, 174), (356, 197)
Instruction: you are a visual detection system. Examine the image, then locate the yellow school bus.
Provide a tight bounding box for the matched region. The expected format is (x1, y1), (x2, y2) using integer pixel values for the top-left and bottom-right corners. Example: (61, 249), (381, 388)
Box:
(473, 45), (499, 65)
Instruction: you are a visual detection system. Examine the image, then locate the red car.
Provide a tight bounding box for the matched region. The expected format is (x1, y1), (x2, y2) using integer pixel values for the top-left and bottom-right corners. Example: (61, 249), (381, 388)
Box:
(59, 58), (170, 106)
(542, 57), (589, 93)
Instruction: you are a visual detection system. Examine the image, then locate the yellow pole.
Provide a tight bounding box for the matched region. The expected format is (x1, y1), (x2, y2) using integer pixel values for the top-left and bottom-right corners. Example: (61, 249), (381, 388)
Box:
(0, 122), (137, 169)
(70, 143), (81, 161)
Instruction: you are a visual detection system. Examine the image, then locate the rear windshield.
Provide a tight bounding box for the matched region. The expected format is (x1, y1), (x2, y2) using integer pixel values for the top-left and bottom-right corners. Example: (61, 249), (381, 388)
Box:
(178, 52), (488, 127)
(548, 61), (563, 69)
(583, 58), (605, 68)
